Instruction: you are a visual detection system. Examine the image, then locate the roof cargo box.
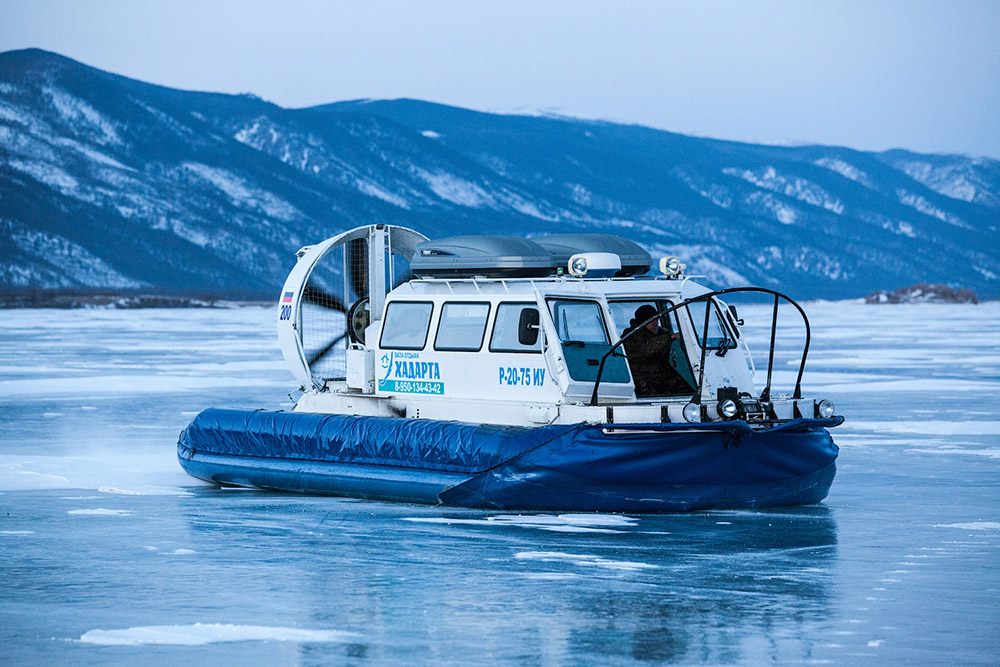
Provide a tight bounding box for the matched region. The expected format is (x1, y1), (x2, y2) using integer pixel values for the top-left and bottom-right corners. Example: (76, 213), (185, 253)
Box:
(411, 236), (555, 278)
(534, 234), (652, 276)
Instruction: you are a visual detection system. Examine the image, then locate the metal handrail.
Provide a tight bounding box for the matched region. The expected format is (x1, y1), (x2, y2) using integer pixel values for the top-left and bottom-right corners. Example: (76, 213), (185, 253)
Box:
(588, 287), (811, 407)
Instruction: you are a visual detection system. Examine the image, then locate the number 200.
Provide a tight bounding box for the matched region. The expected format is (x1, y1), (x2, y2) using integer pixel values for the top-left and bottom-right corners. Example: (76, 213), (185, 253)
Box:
(279, 304), (293, 321)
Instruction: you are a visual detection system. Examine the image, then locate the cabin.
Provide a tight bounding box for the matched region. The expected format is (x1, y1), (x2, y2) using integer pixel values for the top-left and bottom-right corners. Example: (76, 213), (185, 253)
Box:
(279, 225), (823, 427)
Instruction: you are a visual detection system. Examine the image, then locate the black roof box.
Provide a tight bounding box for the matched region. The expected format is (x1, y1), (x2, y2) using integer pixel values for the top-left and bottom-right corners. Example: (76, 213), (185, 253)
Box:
(533, 234), (652, 276)
(411, 235), (555, 278)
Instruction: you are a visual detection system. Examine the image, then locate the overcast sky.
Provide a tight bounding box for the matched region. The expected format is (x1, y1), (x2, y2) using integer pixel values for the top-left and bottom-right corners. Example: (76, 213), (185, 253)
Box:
(2, 0), (998, 158)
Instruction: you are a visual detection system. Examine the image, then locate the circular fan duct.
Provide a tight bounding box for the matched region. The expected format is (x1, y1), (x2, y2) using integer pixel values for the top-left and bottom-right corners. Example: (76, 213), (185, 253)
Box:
(276, 225), (428, 390)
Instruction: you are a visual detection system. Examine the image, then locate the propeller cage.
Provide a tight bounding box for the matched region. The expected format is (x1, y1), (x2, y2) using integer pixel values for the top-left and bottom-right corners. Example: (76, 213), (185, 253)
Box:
(278, 225), (428, 390)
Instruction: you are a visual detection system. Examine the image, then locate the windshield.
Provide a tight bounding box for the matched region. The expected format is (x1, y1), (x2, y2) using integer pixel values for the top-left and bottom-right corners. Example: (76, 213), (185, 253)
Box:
(685, 298), (736, 349)
(608, 300), (681, 337)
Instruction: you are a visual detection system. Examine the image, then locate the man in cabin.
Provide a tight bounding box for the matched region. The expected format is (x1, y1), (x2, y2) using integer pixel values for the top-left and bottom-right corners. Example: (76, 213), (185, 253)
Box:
(623, 305), (691, 396)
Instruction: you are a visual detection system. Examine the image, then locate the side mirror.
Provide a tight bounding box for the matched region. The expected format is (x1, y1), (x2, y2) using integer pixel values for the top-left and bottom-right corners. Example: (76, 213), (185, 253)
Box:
(728, 304), (744, 326)
(517, 308), (540, 346)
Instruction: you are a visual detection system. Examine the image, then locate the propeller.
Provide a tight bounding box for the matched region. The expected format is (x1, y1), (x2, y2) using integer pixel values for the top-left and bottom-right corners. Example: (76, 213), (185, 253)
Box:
(304, 236), (372, 371)
(307, 331), (349, 366)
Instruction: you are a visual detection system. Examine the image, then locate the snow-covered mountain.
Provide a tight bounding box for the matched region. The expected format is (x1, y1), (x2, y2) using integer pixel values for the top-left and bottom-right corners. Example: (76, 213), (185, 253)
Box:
(2, 48), (997, 299)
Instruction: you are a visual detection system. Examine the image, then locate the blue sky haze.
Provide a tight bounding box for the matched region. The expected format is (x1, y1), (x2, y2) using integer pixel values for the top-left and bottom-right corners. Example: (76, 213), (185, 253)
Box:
(2, 0), (998, 157)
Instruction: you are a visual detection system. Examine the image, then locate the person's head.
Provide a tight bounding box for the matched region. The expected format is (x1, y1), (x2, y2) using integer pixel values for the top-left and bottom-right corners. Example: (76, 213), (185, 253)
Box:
(634, 305), (659, 332)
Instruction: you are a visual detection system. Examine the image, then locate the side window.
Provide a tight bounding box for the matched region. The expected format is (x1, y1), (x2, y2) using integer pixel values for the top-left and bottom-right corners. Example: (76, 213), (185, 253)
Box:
(435, 302), (490, 351)
(548, 300), (609, 344)
(490, 303), (541, 353)
(380, 301), (433, 350)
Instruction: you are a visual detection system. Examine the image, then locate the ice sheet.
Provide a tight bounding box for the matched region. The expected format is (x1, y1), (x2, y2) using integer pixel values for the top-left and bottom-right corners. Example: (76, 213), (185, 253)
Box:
(1, 303), (998, 665)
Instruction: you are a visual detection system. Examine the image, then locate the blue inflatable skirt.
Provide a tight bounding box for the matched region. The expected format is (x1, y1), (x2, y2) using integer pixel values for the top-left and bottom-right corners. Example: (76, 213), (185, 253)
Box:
(178, 409), (841, 512)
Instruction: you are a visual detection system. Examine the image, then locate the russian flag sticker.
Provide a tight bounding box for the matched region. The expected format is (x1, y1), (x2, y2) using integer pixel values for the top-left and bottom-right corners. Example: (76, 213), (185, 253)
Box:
(282, 291), (294, 303)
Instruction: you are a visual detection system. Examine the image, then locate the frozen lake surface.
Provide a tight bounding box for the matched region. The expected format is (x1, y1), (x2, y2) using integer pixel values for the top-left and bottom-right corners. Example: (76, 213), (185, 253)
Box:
(2, 302), (998, 664)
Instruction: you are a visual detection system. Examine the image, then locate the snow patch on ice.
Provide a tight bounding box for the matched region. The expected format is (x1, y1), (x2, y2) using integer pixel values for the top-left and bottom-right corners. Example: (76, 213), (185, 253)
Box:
(0, 530), (35, 535)
(99, 485), (194, 496)
(934, 522), (1000, 531)
(420, 130), (441, 138)
(905, 448), (1000, 460)
(848, 421), (1000, 436)
(515, 551), (657, 571)
(404, 513), (636, 533)
(78, 623), (361, 646)
(67, 508), (133, 516)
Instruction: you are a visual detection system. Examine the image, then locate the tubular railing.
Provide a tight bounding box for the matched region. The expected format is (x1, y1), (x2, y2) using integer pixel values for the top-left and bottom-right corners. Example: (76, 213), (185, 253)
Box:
(589, 287), (811, 407)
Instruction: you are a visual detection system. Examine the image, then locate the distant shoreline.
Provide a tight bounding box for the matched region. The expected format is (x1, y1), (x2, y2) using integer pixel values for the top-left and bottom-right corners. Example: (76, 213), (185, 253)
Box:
(0, 291), (275, 309)
(1, 288), (989, 310)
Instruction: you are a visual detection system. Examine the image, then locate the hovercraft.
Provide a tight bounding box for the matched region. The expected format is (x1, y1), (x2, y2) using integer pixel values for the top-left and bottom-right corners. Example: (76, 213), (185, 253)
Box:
(178, 224), (840, 511)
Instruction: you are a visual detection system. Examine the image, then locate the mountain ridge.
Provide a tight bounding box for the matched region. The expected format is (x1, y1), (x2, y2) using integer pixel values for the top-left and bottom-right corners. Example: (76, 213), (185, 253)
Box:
(1, 48), (997, 299)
